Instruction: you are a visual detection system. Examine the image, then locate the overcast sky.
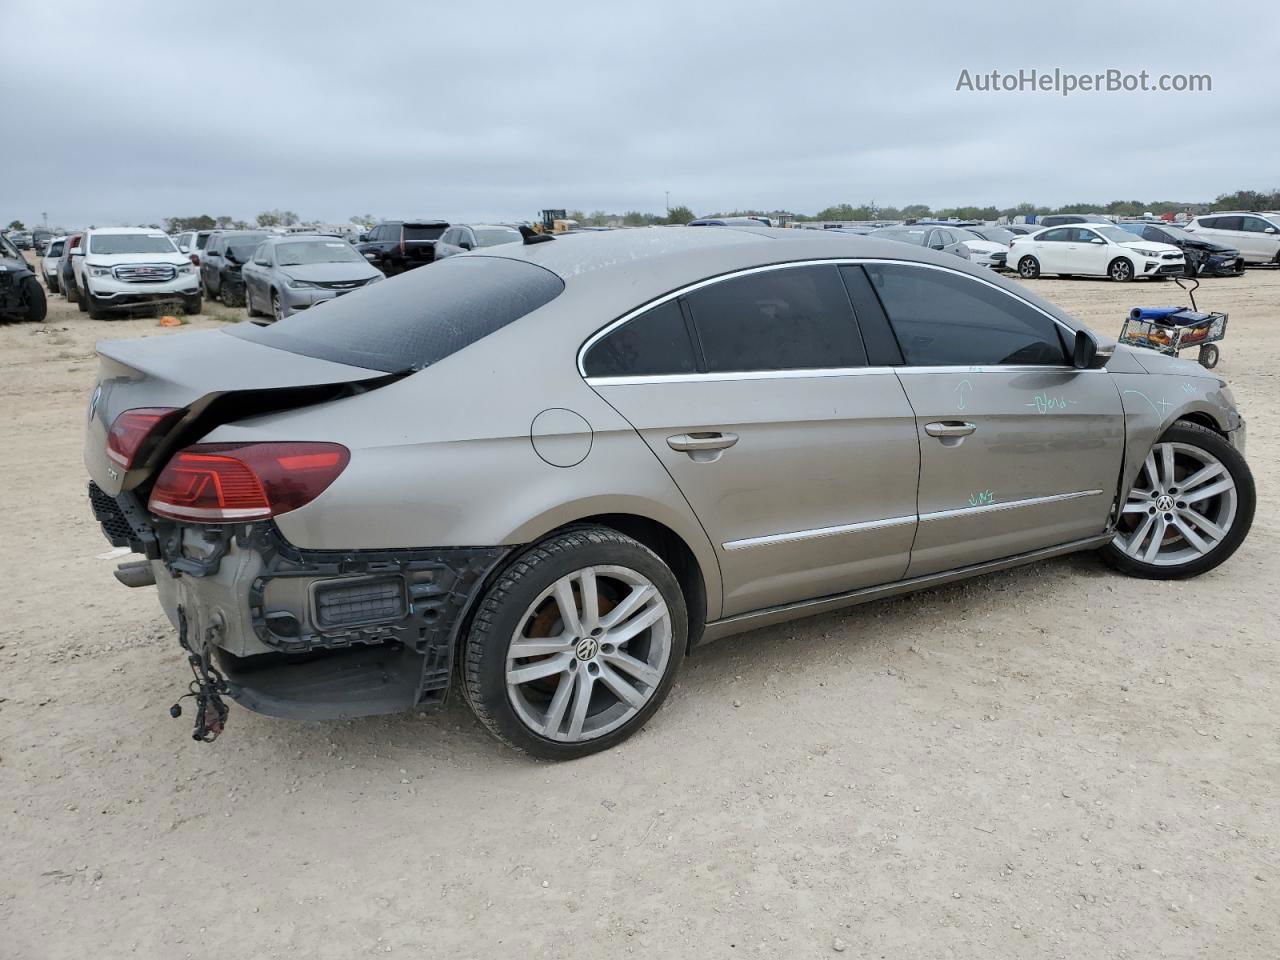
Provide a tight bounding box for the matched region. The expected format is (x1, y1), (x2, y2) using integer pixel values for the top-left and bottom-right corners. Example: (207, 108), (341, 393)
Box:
(4, 1), (1278, 228)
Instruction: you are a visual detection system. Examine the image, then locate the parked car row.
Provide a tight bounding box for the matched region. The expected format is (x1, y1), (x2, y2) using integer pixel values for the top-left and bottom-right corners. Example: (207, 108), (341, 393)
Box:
(0, 230), (47, 322)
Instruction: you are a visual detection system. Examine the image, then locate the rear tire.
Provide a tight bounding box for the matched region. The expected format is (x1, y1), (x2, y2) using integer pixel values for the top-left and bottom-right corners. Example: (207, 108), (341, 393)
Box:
(182, 294), (203, 316)
(462, 527), (687, 760)
(245, 285), (263, 317)
(1100, 422), (1253, 580)
(1017, 256), (1040, 279)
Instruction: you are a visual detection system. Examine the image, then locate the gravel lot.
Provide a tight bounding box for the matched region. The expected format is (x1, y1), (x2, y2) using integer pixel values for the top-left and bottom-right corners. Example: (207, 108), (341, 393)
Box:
(2, 265), (1276, 959)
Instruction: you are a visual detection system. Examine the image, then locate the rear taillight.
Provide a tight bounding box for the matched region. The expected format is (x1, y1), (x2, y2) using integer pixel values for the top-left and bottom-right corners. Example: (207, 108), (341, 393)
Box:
(148, 442), (350, 522)
(190, 253), (200, 266)
(107, 407), (182, 469)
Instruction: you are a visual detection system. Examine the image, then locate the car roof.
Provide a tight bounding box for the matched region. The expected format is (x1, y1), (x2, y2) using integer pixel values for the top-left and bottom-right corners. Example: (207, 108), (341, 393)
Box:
(458, 223), (519, 231)
(469, 225), (1084, 333)
(261, 234), (349, 243)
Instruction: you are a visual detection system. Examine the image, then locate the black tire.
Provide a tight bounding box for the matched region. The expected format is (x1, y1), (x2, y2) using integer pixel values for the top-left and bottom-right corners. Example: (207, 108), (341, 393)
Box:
(20, 275), (47, 322)
(461, 526), (687, 760)
(1108, 257), (1134, 282)
(85, 288), (108, 320)
(244, 285), (263, 317)
(1017, 256), (1040, 279)
(76, 280), (88, 312)
(1197, 343), (1219, 369)
(1099, 421), (1254, 580)
(46, 274), (59, 295)
(1059, 274), (1073, 279)
(182, 294), (203, 317)
(220, 278), (244, 307)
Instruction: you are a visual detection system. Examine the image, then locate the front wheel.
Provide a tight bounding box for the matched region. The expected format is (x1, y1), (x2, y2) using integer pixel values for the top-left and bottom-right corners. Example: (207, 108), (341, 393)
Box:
(182, 294), (203, 316)
(1108, 257), (1134, 282)
(20, 276), (47, 321)
(462, 527), (687, 760)
(1100, 422), (1254, 579)
(1017, 256), (1040, 279)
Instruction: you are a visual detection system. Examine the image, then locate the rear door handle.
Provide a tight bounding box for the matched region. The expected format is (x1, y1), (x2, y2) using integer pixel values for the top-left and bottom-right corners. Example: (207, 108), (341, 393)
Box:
(667, 432), (739, 452)
(924, 421), (977, 438)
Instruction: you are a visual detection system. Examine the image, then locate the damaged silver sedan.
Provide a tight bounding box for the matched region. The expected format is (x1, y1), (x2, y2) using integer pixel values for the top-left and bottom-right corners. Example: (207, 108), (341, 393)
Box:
(84, 227), (1255, 759)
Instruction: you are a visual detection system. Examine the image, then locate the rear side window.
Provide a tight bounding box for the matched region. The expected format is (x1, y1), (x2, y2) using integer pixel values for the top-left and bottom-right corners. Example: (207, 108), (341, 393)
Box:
(1215, 217), (1242, 231)
(584, 299), (697, 377)
(866, 263), (1067, 366)
(228, 256), (564, 372)
(683, 265), (867, 372)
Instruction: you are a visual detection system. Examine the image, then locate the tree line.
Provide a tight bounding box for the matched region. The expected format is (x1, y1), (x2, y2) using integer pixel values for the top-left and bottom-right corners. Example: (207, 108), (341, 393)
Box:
(154, 186), (1280, 236)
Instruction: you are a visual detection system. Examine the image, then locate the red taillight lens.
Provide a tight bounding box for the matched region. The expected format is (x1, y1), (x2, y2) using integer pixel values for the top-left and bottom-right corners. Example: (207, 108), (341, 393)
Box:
(191, 253), (200, 266)
(107, 407), (182, 469)
(148, 442), (350, 522)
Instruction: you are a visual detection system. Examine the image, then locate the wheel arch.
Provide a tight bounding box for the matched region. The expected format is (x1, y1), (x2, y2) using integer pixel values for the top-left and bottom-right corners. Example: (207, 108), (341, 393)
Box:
(456, 510), (716, 663)
(1176, 409), (1227, 436)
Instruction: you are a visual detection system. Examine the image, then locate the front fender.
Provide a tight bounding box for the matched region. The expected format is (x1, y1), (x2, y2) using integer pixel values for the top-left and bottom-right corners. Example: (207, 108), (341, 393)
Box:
(1113, 371), (1237, 500)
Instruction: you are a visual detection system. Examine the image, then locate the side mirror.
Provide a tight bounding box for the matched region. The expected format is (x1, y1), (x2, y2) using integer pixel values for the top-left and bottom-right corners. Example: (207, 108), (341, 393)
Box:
(1072, 329), (1111, 369)
(1266, 226), (1277, 234)
(459, 240), (473, 251)
(1091, 238), (1105, 244)
(363, 252), (377, 260)
(358, 233), (369, 243)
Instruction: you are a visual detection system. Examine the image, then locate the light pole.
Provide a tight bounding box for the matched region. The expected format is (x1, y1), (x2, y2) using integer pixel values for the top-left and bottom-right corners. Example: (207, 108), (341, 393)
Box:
(665, 191), (670, 215)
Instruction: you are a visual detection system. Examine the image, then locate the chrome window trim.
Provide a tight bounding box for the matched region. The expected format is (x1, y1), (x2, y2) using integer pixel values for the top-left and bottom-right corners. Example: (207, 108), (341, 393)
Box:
(577, 257), (1083, 381)
(722, 514), (916, 552)
(589, 366), (898, 387)
(920, 489), (1103, 524)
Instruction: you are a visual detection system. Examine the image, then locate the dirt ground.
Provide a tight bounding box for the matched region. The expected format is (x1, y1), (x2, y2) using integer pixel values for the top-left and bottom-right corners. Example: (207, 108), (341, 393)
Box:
(1, 263), (1276, 960)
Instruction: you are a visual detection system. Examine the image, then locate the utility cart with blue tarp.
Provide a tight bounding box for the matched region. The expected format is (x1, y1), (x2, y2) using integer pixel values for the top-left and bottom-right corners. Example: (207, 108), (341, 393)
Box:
(1117, 278), (1228, 369)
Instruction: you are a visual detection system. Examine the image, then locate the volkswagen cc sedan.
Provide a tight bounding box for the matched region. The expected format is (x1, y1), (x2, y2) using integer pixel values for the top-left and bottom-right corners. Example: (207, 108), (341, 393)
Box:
(83, 227), (1254, 758)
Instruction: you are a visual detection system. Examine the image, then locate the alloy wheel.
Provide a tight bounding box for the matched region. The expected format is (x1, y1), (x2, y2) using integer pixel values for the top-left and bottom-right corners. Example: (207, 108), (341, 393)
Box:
(1111, 259), (1133, 281)
(505, 564), (672, 743)
(1114, 442), (1238, 566)
(271, 291), (282, 322)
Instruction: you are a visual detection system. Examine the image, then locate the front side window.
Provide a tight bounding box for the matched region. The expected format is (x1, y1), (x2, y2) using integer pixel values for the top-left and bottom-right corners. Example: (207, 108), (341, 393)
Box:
(684, 264), (867, 373)
(583, 299), (697, 377)
(866, 262), (1067, 366)
(1242, 216), (1276, 233)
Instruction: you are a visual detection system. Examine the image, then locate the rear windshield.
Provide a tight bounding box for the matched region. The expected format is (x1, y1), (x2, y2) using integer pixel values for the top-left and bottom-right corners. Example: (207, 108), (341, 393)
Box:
(89, 233), (176, 254)
(48, 240), (65, 256)
(227, 255), (564, 372)
(404, 224), (447, 241)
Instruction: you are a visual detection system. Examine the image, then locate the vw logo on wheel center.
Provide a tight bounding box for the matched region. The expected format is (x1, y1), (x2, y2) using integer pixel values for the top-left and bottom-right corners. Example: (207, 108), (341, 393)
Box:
(1156, 494), (1176, 512)
(575, 637), (599, 661)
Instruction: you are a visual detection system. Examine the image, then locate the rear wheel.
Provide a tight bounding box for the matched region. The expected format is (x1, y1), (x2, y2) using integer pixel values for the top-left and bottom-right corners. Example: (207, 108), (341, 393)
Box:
(1108, 257), (1134, 282)
(1100, 422), (1254, 579)
(462, 527), (687, 760)
(1017, 256), (1040, 279)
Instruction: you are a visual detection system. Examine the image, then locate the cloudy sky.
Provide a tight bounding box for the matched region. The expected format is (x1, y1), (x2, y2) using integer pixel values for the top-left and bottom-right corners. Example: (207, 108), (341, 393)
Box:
(4, 1), (1278, 228)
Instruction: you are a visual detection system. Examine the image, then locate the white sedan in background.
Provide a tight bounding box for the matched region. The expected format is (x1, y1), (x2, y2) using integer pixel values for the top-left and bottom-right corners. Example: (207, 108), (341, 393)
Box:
(1009, 224), (1184, 282)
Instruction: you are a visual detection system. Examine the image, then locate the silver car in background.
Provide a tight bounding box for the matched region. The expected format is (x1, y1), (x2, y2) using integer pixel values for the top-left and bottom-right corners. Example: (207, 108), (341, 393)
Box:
(83, 227), (1254, 759)
(241, 234), (384, 322)
(434, 223), (522, 259)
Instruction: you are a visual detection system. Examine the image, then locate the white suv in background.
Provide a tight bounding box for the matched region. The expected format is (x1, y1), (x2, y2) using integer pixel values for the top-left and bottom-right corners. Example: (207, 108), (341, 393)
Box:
(1184, 212), (1280, 265)
(79, 228), (202, 319)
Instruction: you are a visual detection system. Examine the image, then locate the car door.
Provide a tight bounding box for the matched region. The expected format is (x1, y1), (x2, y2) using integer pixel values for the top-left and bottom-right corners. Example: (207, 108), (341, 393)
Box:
(1067, 227), (1112, 275)
(1031, 227), (1071, 272)
(863, 260), (1124, 577)
(1239, 215), (1280, 263)
(201, 237), (222, 292)
(247, 244), (271, 302)
(584, 263), (921, 616)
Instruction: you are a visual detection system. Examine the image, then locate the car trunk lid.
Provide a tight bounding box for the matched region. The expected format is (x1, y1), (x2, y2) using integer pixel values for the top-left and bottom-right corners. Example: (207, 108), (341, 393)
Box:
(85, 329), (397, 496)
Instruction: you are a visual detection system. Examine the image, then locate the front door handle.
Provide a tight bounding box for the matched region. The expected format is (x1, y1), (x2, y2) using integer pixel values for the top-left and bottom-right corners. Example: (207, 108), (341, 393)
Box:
(667, 432), (739, 452)
(924, 421), (977, 438)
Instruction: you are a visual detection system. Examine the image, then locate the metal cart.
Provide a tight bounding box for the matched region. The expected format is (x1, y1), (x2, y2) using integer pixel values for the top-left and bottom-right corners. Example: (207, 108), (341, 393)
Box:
(1117, 277), (1228, 369)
